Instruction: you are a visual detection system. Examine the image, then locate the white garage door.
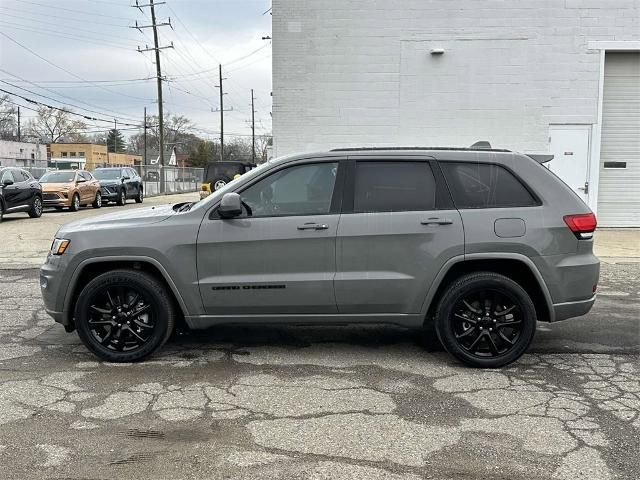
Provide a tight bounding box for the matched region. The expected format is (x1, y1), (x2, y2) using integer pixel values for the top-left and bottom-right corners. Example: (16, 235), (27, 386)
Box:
(597, 52), (640, 227)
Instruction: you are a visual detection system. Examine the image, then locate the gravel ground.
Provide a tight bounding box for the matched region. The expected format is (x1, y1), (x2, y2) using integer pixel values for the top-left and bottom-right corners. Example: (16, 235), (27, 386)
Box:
(0, 201), (638, 479)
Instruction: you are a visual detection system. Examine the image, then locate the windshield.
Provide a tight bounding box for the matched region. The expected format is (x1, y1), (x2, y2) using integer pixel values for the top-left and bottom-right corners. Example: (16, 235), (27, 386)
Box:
(40, 171), (76, 183)
(93, 169), (122, 180)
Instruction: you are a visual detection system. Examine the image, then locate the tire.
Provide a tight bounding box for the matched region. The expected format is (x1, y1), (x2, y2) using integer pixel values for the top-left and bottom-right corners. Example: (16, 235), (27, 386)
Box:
(69, 193), (80, 212)
(0, 202), (4, 223)
(92, 191), (102, 209)
(116, 188), (126, 206)
(74, 269), (175, 362)
(435, 272), (536, 368)
(135, 187), (143, 203)
(213, 176), (231, 191)
(28, 195), (43, 218)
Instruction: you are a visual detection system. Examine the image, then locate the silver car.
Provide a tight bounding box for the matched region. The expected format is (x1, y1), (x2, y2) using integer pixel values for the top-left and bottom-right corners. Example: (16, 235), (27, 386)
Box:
(40, 147), (600, 367)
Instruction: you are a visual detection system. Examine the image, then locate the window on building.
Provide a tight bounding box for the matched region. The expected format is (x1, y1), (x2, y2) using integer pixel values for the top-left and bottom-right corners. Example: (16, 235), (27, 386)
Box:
(354, 161), (437, 213)
(61, 152), (68, 158)
(31, 153), (35, 159)
(440, 162), (538, 209)
(78, 152), (85, 158)
(69, 152), (77, 158)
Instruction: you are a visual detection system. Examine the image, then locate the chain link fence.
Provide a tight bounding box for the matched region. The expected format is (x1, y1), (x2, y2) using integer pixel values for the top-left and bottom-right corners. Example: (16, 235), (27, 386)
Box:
(19, 164), (203, 198)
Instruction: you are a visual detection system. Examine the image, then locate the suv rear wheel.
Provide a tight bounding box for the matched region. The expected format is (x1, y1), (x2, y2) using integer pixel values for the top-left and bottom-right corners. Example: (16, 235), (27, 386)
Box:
(435, 272), (536, 368)
(74, 269), (175, 362)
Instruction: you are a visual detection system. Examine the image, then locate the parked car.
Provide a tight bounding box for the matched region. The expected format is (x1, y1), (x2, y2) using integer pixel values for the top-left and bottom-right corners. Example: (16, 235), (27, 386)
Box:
(0, 167), (43, 222)
(41, 146), (599, 367)
(200, 161), (255, 199)
(93, 167), (143, 205)
(39, 170), (102, 211)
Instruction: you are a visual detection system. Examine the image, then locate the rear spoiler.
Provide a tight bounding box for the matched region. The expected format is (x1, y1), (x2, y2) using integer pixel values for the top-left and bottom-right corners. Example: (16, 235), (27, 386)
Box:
(526, 154), (554, 164)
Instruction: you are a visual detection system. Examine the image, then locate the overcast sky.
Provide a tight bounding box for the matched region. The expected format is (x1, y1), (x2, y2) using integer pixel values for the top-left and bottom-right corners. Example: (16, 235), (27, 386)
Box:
(0, 0), (272, 142)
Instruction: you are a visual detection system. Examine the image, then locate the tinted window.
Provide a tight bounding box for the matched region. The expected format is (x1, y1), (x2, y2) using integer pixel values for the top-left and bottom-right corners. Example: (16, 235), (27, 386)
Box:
(241, 162), (338, 217)
(1, 169), (15, 183)
(441, 162), (538, 209)
(80, 171), (92, 181)
(354, 162), (436, 213)
(20, 170), (32, 181)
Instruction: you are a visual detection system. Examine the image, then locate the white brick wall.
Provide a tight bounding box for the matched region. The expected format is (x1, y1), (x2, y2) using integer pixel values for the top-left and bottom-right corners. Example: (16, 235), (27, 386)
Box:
(272, 0), (640, 156)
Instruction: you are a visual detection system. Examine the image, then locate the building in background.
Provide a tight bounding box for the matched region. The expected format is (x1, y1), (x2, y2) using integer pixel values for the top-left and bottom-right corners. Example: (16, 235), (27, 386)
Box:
(272, 0), (640, 226)
(0, 140), (47, 169)
(48, 143), (142, 170)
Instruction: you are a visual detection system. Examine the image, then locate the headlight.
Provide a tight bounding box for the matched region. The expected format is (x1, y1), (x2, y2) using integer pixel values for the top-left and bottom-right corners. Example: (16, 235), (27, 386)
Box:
(50, 238), (70, 255)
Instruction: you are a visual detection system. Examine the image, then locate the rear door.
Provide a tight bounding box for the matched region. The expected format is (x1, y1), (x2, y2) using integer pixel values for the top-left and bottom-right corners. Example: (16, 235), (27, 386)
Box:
(197, 159), (345, 315)
(335, 157), (464, 314)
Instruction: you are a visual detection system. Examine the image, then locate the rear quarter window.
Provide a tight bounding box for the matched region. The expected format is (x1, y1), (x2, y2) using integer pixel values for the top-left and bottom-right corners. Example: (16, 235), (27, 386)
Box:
(441, 162), (539, 209)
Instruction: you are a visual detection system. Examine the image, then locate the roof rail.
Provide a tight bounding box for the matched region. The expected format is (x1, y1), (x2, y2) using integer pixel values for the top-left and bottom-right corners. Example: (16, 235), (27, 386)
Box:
(526, 154), (554, 164)
(329, 146), (512, 153)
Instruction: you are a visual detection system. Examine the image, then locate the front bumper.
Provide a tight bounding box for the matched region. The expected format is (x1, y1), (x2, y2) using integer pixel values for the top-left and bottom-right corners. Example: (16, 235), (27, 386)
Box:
(40, 253), (73, 327)
(42, 193), (71, 207)
(100, 185), (120, 201)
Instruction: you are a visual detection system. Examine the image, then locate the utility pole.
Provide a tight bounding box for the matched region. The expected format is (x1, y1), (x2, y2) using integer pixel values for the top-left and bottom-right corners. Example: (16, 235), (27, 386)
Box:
(143, 107), (147, 165)
(17, 106), (20, 142)
(132, 0), (173, 192)
(113, 119), (118, 153)
(213, 64), (232, 161)
(251, 89), (256, 163)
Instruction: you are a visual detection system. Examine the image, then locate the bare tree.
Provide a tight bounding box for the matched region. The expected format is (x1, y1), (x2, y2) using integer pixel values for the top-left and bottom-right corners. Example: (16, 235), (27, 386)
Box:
(255, 134), (273, 163)
(0, 95), (17, 140)
(25, 107), (87, 143)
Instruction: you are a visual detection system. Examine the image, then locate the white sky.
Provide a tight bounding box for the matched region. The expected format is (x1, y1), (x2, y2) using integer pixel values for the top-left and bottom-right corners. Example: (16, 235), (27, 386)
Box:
(0, 0), (273, 142)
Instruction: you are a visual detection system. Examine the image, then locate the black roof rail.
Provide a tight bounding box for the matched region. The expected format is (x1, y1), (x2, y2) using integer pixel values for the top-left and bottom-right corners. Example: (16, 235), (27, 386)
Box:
(329, 146), (512, 153)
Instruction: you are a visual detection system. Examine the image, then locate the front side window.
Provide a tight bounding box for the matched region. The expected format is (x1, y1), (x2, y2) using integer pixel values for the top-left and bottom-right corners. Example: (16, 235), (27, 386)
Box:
(441, 162), (538, 209)
(1, 169), (15, 183)
(354, 161), (436, 213)
(240, 162), (338, 217)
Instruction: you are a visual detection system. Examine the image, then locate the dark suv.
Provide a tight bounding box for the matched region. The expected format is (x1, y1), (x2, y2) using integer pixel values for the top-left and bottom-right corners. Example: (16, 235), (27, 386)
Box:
(93, 167), (143, 205)
(41, 147), (599, 368)
(0, 167), (43, 222)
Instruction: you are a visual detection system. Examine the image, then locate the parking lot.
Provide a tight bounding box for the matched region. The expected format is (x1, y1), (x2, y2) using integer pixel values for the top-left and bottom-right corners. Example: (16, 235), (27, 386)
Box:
(0, 199), (638, 480)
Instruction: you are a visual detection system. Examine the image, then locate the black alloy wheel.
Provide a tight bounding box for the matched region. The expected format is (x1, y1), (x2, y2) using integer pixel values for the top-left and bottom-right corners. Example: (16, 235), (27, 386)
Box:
(135, 187), (144, 203)
(28, 196), (43, 218)
(75, 270), (175, 362)
(435, 272), (536, 368)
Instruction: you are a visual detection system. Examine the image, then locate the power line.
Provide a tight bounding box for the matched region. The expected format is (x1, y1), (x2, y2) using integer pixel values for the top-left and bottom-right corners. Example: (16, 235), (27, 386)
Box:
(15, 0), (132, 20)
(0, 32), (152, 102)
(0, 5), (130, 27)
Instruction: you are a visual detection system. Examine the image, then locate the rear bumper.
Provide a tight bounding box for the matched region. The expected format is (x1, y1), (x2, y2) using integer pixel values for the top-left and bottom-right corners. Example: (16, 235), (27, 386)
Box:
(552, 295), (597, 322)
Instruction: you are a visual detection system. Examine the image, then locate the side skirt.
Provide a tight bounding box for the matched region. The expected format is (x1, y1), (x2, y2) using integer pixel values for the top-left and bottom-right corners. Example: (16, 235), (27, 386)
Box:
(185, 313), (425, 330)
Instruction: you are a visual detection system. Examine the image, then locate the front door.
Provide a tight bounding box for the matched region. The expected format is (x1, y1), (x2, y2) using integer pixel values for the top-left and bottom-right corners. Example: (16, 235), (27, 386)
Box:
(335, 159), (464, 314)
(1, 170), (20, 208)
(548, 125), (591, 204)
(197, 160), (343, 315)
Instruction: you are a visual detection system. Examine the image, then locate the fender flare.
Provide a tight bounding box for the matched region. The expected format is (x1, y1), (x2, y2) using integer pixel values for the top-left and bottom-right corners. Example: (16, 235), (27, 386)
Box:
(62, 255), (190, 323)
(421, 252), (555, 322)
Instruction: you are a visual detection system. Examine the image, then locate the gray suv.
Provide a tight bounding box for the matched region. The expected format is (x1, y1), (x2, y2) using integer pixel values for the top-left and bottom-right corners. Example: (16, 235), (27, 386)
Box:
(40, 147), (599, 368)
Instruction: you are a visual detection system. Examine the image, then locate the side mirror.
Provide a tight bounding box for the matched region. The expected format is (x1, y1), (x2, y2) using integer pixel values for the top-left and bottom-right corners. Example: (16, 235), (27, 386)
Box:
(2, 179), (13, 186)
(218, 192), (243, 219)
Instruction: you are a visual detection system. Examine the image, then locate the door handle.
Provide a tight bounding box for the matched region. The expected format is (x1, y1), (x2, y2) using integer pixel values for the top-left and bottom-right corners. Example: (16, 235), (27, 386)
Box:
(420, 218), (453, 226)
(297, 222), (329, 230)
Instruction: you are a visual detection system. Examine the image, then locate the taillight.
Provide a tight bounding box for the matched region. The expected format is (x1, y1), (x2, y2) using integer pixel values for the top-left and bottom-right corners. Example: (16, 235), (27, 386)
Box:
(563, 213), (597, 239)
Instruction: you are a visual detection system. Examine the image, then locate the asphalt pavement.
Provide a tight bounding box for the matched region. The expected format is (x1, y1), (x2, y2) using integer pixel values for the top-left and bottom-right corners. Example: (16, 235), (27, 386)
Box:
(0, 197), (638, 479)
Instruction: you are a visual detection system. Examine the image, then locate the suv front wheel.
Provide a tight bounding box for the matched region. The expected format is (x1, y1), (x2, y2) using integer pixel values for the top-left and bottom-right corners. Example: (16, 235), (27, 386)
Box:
(435, 272), (536, 368)
(74, 269), (175, 362)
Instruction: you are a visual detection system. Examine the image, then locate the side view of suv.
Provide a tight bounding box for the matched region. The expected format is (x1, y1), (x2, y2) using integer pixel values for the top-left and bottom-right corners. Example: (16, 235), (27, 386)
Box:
(0, 167), (43, 222)
(93, 167), (143, 206)
(40, 147), (599, 368)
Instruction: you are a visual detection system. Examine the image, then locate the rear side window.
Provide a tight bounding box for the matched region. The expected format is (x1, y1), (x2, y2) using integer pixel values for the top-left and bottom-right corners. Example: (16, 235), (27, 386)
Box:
(441, 162), (538, 209)
(354, 161), (436, 212)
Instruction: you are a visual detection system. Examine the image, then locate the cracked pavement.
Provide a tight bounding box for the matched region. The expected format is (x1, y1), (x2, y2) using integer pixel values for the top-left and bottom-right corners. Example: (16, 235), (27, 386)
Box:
(0, 208), (638, 479)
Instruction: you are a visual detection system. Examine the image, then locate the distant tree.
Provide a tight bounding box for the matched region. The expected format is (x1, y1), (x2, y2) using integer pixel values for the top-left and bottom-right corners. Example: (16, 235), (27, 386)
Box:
(106, 128), (126, 152)
(0, 95), (17, 140)
(255, 134), (273, 163)
(129, 112), (197, 158)
(188, 140), (217, 168)
(25, 107), (86, 143)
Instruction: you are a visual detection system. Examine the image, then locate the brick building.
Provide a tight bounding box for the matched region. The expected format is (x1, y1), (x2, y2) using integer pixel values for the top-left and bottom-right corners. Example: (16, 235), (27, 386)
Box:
(272, 0), (640, 226)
